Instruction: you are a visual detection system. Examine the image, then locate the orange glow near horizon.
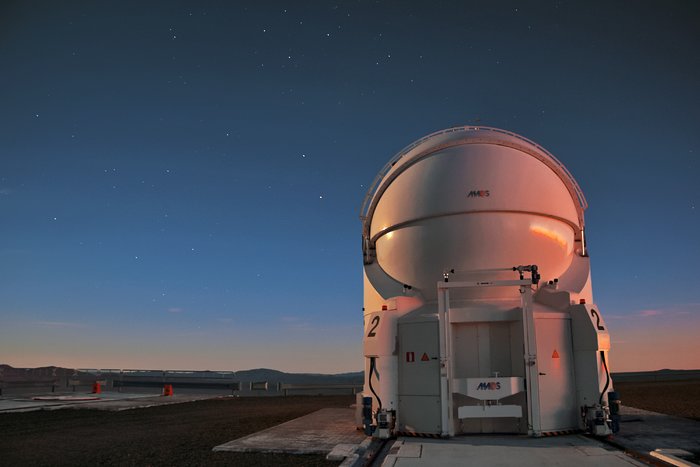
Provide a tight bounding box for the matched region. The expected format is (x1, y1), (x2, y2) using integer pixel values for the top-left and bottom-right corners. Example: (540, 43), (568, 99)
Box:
(607, 308), (700, 372)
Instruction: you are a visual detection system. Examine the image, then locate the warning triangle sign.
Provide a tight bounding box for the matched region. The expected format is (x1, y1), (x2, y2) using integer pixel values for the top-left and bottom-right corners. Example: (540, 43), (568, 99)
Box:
(552, 350), (560, 359)
(421, 353), (430, 362)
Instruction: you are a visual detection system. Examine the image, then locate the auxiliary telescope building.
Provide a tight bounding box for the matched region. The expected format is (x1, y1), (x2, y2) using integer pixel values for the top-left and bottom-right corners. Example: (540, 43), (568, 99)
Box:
(359, 127), (617, 438)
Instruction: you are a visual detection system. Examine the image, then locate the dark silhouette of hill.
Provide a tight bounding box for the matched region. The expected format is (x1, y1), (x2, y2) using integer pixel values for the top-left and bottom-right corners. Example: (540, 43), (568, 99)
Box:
(234, 368), (363, 385)
(0, 364), (363, 385)
(0, 364), (92, 382)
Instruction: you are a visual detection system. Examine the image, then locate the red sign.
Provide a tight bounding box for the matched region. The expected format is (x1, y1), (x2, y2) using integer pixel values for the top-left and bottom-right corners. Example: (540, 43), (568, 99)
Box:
(406, 352), (415, 362)
(421, 353), (430, 362)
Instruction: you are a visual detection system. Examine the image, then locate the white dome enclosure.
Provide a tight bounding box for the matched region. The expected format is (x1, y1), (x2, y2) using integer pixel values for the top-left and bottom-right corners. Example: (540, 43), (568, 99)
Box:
(359, 127), (617, 438)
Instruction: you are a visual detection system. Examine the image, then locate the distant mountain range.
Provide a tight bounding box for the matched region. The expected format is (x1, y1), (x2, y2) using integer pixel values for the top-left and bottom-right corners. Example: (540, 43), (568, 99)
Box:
(0, 364), (363, 385)
(611, 369), (700, 383)
(175, 367), (700, 385)
(0, 364), (92, 382)
(5, 364), (696, 386)
(234, 368), (363, 385)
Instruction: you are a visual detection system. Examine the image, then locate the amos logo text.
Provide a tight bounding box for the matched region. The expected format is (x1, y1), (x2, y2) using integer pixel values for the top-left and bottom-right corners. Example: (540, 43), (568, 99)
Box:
(467, 190), (490, 197)
(476, 381), (501, 390)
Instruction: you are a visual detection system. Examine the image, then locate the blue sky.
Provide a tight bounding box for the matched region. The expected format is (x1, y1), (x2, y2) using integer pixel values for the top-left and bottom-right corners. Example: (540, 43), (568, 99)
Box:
(1, 1), (698, 372)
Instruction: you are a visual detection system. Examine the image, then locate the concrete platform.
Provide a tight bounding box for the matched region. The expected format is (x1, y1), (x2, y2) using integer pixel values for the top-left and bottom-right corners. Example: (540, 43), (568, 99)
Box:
(0, 391), (225, 412)
(379, 407), (700, 466)
(211, 407), (646, 466)
(381, 436), (646, 466)
(212, 405), (700, 466)
(611, 406), (700, 463)
(213, 407), (366, 454)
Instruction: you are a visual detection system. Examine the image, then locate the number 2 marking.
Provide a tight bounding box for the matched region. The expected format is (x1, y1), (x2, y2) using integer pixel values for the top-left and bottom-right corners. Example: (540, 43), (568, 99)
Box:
(367, 316), (380, 337)
(591, 309), (605, 331)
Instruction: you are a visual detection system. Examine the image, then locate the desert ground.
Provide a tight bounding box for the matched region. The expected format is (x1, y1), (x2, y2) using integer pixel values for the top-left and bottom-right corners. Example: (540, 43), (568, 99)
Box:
(615, 380), (700, 421)
(1, 380), (699, 466)
(0, 395), (351, 467)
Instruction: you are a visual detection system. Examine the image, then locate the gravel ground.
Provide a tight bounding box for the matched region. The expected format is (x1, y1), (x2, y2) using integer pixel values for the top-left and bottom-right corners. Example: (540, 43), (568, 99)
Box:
(0, 395), (354, 467)
(614, 380), (700, 421)
(3, 381), (698, 466)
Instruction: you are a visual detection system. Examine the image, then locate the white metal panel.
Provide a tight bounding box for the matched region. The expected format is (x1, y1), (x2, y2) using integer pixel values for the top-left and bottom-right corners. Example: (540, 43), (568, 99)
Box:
(569, 304), (611, 351)
(437, 280), (531, 436)
(398, 395), (442, 434)
(363, 311), (388, 357)
(398, 321), (440, 396)
(398, 320), (442, 435)
(360, 127), (588, 232)
(451, 323), (479, 378)
(368, 142), (582, 237)
(535, 317), (579, 431)
(364, 296), (424, 357)
(449, 306), (521, 323)
(458, 404), (523, 418)
(477, 323), (491, 377)
(362, 297), (425, 413)
(375, 215), (575, 300)
(452, 377), (524, 400)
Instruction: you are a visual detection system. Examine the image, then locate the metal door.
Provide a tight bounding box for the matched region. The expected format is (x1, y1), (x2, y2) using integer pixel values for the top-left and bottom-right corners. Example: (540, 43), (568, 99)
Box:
(535, 317), (578, 431)
(397, 320), (441, 434)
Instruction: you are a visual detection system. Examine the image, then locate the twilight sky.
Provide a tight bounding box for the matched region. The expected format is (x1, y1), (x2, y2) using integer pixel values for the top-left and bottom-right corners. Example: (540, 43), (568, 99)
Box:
(1, 1), (698, 373)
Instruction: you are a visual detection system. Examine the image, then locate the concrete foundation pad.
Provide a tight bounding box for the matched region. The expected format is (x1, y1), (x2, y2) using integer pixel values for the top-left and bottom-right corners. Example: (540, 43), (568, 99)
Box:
(339, 453), (360, 467)
(211, 404), (699, 465)
(381, 435), (645, 467)
(32, 395), (100, 401)
(213, 407), (366, 455)
(394, 442), (422, 458)
(327, 443), (360, 461)
(610, 406), (700, 463)
(378, 406), (700, 466)
(650, 449), (696, 467)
